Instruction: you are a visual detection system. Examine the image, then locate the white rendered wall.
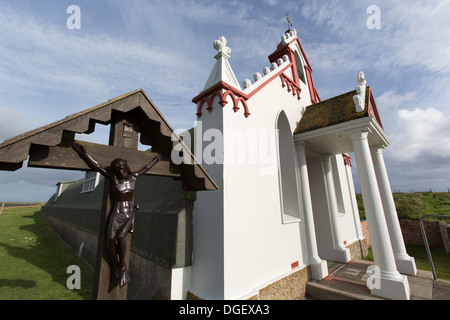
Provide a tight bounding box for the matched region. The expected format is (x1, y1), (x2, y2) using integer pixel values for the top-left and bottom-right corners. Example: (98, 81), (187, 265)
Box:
(221, 76), (310, 299)
(306, 152), (363, 261)
(189, 38), (349, 299)
(171, 267), (192, 300)
(307, 151), (335, 260)
(330, 154), (360, 247)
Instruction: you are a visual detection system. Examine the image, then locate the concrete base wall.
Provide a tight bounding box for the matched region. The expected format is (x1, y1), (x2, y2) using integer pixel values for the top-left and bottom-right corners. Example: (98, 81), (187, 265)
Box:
(188, 265), (312, 300)
(43, 215), (98, 268)
(346, 238), (369, 261)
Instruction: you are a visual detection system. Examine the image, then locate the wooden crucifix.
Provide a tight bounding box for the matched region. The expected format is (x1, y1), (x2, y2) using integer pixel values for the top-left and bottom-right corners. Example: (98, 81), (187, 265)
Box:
(86, 113), (156, 299)
(73, 142), (160, 289)
(0, 89), (218, 300)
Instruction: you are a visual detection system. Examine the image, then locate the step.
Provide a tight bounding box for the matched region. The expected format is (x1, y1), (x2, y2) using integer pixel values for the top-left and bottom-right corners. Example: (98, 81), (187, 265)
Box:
(306, 280), (385, 300)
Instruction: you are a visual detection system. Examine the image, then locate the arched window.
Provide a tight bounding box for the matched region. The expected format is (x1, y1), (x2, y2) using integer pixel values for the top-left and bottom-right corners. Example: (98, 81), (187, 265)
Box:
(295, 53), (306, 84)
(277, 111), (301, 223)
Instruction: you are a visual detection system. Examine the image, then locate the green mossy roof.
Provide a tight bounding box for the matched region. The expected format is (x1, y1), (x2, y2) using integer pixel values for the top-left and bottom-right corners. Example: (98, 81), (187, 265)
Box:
(294, 87), (371, 135)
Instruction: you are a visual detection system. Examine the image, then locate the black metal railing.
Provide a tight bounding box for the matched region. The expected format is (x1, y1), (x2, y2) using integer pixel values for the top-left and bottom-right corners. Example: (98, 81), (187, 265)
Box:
(419, 214), (449, 280)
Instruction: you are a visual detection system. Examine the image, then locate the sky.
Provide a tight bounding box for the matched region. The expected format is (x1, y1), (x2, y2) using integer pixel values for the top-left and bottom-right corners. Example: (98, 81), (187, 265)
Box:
(0, 0), (449, 201)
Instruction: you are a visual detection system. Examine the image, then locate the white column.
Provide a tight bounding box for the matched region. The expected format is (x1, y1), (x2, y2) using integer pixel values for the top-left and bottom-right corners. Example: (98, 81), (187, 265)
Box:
(295, 141), (328, 280)
(371, 147), (417, 276)
(351, 131), (410, 300)
(322, 154), (351, 262)
(344, 160), (365, 241)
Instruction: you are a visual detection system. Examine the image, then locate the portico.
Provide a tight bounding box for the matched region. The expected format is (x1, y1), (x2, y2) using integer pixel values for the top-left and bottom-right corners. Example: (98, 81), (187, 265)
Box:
(293, 80), (416, 300)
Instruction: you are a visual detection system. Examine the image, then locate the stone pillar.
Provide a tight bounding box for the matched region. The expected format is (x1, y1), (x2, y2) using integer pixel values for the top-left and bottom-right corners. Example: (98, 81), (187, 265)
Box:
(351, 131), (410, 300)
(322, 154), (351, 262)
(371, 147), (417, 275)
(295, 141), (328, 280)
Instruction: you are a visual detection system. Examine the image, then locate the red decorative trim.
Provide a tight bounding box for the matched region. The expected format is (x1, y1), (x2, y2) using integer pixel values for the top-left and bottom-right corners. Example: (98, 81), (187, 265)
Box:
(269, 37), (320, 104)
(304, 65), (320, 104)
(280, 73), (301, 100)
(367, 88), (383, 129)
(343, 154), (352, 167)
(193, 82), (250, 118)
(193, 62), (292, 118)
(193, 35), (321, 118)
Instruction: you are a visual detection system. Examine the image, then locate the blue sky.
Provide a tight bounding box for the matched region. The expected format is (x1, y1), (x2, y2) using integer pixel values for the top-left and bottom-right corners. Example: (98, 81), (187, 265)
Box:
(0, 0), (449, 201)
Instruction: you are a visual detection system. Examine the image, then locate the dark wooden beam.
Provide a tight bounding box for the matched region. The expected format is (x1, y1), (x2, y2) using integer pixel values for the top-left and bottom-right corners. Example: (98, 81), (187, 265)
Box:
(27, 141), (180, 178)
(0, 162), (23, 171)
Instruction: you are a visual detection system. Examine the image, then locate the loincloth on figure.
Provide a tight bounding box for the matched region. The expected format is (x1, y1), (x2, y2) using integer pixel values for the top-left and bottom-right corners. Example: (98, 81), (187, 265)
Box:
(108, 201), (138, 239)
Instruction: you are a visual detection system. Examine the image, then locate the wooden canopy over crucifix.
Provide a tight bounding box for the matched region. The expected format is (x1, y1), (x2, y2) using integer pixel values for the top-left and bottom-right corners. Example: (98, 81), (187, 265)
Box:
(0, 89), (217, 299)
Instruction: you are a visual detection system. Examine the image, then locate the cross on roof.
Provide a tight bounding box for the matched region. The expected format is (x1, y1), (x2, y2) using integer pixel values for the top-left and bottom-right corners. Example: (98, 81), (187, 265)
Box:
(285, 13), (293, 30)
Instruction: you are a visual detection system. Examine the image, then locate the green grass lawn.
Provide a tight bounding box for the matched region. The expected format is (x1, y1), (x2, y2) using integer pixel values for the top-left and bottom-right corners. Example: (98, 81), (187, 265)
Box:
(406, 246), (450, 281)
(363, 246), (450, 281)
(0, 206), (93, 300)
(357, 192), (450, 281)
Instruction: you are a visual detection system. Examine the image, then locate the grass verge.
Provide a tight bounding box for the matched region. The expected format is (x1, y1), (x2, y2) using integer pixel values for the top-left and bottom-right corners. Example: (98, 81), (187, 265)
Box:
(363, 246), (450, 281)
(0, 206), (93, 300)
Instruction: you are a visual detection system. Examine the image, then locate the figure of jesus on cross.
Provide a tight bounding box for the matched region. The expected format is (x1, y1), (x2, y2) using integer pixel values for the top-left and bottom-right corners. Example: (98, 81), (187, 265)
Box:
(73, 142), (160, 287)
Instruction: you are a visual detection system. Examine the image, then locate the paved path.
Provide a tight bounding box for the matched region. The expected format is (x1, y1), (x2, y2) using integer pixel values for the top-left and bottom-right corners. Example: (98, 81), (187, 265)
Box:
(307, 260), (439, 300)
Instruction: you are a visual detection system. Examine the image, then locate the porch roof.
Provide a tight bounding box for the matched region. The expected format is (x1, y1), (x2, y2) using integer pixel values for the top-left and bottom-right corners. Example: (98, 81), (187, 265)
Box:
(294, 86), (388, 154)
(295, 87), (381, 135)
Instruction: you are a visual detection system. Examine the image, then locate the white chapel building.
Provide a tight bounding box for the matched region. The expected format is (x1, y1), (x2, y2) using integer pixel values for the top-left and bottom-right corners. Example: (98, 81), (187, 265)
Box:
(187, 28), (417, 300)
(35, 28), (418, 301)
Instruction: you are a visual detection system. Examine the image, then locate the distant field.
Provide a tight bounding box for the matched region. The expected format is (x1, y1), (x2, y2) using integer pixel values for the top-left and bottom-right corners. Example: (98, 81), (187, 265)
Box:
(1, 202), (45, 208)
(356, 192), (450, 221)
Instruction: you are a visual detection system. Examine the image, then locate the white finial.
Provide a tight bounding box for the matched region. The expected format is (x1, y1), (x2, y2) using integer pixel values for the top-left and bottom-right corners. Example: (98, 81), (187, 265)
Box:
(356, 71), (366, 86)
(214, 36), (231, 60)
(353, 71), (367, 112)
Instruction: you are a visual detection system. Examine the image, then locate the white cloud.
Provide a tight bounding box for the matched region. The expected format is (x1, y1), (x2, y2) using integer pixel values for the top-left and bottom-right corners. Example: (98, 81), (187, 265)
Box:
(375, 90), (417, 113)
(263, 0), (279, 6)
(388, 107), (450, 161)
(381, 1), (450, 74)
(299, 0), (450, 91)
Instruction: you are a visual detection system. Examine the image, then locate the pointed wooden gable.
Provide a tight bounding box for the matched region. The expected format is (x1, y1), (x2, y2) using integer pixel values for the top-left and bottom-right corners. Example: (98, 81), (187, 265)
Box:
(0, 89), (217, 191)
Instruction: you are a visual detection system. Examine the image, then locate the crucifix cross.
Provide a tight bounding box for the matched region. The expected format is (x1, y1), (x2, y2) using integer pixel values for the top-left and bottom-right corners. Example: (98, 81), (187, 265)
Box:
(0, 88), (218, 300)
(285, 13), (293, 30)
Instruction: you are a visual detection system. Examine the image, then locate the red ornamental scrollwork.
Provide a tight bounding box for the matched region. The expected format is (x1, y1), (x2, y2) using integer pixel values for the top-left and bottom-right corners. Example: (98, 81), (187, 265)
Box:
(343, 154), (352, 167)
(279, 73), (301, 100)
(195, 86), (251, 118)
